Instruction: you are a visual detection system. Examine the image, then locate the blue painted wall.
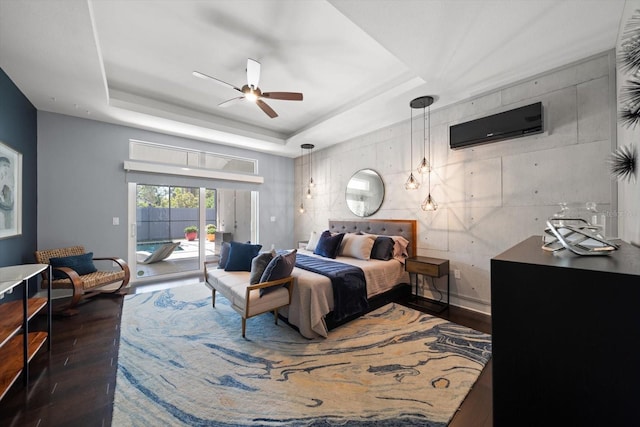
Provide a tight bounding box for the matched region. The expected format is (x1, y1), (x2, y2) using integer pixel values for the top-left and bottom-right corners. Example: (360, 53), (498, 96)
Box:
(0, 67), (38, 297)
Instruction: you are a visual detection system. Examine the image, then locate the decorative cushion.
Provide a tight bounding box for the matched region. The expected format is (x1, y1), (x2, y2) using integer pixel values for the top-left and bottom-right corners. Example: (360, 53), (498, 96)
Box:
(260, 249), (297, 296)
(313, 230), (345, 259)
(340, 234), (375, 260)
(370, 236), (395, 261)
(249, 250), (275, 285)
(217, 242), (231, 269)
(224, 242), (263, 272)
(50, 252), (97, 279)
(305, 231), (320, 252)
(391, 235), (410, 263)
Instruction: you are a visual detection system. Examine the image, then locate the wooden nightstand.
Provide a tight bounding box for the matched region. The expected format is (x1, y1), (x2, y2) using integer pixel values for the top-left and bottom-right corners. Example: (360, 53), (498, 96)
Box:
(405, 256), (450, 313)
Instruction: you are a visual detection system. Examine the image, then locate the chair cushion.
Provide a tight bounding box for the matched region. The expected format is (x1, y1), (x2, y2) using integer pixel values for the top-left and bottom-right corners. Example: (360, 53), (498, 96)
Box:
(259, 249), (296, 296)
(224, 241), (263, 272)
(50, 252), (97, 279)
(249, 250), (275, 284)
(313, 230), (344, 259)
(51, 270), (126, 290)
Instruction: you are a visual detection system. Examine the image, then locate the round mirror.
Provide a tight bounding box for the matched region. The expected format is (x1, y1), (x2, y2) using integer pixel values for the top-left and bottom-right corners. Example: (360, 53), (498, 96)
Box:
(345, 168), (385, 217)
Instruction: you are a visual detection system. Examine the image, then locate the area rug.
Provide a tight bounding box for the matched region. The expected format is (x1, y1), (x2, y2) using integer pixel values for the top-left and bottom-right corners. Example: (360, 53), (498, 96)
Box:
(112, 284), (492, 426)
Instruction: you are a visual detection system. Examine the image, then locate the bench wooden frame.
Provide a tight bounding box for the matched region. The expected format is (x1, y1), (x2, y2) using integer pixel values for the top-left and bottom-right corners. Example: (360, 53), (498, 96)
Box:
(204, 260), (294, 338)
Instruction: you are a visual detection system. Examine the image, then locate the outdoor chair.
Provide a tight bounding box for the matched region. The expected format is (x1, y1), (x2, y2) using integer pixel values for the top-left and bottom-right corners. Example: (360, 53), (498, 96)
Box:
(136, 241), (180, 264)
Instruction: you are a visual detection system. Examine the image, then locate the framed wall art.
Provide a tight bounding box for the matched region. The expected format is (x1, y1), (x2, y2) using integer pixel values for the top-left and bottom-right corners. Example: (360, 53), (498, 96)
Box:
(0, 141), (22, 239)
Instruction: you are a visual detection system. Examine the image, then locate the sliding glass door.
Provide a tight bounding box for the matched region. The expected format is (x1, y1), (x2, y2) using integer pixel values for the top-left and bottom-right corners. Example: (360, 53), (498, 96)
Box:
(134, 184), (203, 279)
(128, 183), (257, 282)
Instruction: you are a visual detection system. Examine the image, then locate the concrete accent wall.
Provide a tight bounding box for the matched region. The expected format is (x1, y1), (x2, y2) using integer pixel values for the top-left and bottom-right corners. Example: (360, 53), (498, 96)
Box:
(295, 52), (616, 314)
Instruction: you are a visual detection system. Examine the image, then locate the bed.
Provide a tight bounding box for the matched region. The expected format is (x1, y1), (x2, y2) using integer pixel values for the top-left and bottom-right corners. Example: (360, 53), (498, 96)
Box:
(280, 219), (416, 339)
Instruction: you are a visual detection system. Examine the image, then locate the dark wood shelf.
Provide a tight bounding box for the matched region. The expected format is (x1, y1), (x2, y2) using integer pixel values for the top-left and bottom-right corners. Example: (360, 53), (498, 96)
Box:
(0, 332), (48, 401)
(0, 264), (51, 403)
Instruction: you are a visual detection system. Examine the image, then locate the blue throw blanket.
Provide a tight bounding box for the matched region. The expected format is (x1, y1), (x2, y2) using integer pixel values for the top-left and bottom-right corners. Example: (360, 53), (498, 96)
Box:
(295, 254), (368, 323)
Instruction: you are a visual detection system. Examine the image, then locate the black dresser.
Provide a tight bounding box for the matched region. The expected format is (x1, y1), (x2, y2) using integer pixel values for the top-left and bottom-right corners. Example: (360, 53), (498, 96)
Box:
(491, 236), (640, 426)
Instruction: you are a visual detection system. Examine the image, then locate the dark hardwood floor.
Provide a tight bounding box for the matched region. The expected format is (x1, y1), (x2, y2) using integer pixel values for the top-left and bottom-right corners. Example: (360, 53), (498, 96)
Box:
(0, 279), (492, 427)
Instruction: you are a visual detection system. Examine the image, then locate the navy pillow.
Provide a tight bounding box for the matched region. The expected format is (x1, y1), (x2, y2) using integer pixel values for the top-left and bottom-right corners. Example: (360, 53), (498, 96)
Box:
(249, 250), (275, 284)
(313, 231), (345, 259)
(50, 252), (97, 279)
(370, 236), (395, 261)
(260, 249), (297, 296)
(217, 242), (231, 269)
(224, 241), (263, 272)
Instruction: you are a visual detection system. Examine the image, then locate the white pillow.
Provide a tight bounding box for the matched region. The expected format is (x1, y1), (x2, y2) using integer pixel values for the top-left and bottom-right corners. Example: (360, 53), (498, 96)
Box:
(340, 234), (376, 260)
(306, 231), (320, 251)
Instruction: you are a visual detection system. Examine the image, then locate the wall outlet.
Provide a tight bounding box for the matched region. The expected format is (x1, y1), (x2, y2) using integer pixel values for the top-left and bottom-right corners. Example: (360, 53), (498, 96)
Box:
(454, 269), (461, 279)
(112, 217), (120, 226)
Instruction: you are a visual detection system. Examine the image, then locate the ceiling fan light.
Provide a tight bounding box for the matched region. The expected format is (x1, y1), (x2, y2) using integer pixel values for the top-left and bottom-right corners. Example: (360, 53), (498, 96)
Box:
(405, 173), (420, 190)
(245, 91), (258, 103)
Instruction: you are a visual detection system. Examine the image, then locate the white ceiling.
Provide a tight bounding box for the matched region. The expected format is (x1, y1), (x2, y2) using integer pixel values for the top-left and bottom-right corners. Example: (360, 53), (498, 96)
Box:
(0, 0), (625, 158)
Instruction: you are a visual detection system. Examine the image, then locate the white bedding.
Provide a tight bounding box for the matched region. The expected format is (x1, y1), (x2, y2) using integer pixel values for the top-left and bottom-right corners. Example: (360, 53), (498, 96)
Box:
(280, 249), (408, 339)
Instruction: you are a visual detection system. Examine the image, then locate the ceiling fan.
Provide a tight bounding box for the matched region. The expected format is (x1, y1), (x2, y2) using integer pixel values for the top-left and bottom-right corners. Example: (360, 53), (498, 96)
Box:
(193, 58), (303, 118)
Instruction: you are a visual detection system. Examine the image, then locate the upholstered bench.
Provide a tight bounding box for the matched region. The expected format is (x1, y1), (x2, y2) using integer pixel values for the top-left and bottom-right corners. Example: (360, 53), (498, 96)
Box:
(34, 246), (130, 315)
(204, 265), (293, 338)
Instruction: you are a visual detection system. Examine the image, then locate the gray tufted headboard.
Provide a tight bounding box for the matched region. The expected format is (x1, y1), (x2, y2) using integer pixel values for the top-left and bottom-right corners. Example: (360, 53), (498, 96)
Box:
(328, 219), (417, 258)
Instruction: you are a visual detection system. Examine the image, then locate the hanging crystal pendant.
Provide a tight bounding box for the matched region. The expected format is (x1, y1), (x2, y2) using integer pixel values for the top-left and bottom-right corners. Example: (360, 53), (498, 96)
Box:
(405, 173), (420, 190)
(417, 157), (431, 174)
(421, 193), (438, 211)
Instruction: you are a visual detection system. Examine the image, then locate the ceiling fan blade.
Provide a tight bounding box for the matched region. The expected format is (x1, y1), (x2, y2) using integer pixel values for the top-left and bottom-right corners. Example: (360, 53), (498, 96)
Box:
(218, 96), (244, 108)
(257, 99), (278, 118)
(192, 70), (241, 92)
(262, 92), (303, 101)
(246, 58), (260, 89)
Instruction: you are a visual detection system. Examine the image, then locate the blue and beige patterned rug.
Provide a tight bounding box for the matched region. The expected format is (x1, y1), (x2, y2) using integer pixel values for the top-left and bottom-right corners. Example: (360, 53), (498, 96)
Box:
(112, 284), (491, 426)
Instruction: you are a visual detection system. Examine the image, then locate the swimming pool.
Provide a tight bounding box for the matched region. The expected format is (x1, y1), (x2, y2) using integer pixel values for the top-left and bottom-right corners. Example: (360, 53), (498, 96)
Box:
(136, 241), (183, 252)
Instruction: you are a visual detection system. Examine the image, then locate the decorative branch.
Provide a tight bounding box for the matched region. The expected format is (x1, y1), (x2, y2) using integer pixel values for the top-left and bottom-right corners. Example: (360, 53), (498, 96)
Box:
(618, 10), (640, 74)
(619, 78), (640, 128)
(610, 144), (638, 183)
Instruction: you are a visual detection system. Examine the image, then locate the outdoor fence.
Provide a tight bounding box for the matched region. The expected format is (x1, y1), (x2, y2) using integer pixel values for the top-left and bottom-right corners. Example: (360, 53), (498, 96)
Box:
(136, 207), (217, 242)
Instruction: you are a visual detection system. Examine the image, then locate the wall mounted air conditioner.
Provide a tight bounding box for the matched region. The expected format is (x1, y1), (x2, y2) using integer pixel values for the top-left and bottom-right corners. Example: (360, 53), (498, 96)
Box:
(449, 102), (543, 149)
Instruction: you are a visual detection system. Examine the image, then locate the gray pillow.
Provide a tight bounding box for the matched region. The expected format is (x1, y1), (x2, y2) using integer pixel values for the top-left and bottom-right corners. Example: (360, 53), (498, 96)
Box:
(249, 250), (275, 284)
(217, 242), (231, 269)
(259, 249), (297, 296)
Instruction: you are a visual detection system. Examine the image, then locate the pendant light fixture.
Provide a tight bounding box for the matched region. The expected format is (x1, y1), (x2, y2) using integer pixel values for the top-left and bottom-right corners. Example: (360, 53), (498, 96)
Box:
(416, 96), (434, 175)
(308, 144), (315, 188)
(301, 143), (314, 199)
(407, 95), (438, 212)
(404, 104), (420, 190)
(299, 145), (305, 213)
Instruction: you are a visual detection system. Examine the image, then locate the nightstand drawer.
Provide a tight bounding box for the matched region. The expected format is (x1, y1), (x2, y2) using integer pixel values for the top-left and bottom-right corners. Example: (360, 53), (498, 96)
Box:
(405, 257), (449, 277)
